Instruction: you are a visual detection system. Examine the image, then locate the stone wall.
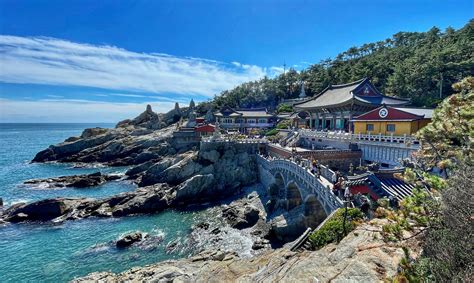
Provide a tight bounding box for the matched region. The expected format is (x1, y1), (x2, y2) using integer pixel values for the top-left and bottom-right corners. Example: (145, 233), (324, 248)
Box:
(267, 144), (362, 171)
(200, 140), (265, 155)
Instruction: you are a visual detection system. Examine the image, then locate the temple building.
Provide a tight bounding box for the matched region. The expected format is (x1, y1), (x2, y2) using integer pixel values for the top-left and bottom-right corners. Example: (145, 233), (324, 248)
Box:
(293, 78), (409, 131)
(214, 107), (275, 132)
(352, 105), (433, 136)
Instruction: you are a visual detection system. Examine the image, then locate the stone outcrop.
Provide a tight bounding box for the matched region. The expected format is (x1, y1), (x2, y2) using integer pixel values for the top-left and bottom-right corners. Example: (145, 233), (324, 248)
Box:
(2, 198), (93, 223)
(31, 105), (190, 166)
(74, 219), (422, 282)
(23, 172), (121, 188)
(116, 105), (162, 130)
(221, 201), (261, 229)
(116, 232), (146, 248)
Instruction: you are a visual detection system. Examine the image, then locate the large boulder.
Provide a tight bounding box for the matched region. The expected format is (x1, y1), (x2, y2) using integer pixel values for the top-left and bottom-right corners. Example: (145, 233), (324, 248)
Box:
(157, 153), (203, 185)
(116, 104), (161, 130)
(3, 198), (87, 222)
(174, 174), (216, 203)
(222, 204), (260, 229)
(270, 207), (307, 243)
(81, 127), (109, 139)
(198, 149), (220, 163)
(116, 232), (145, 248)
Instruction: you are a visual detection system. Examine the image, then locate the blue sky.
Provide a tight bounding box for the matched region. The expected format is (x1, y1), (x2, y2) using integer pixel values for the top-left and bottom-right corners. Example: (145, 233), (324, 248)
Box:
(0, 0), (472, 122)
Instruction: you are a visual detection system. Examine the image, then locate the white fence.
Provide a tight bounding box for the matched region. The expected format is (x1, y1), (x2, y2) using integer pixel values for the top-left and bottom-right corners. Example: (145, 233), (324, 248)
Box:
(299, 129), (420, 148)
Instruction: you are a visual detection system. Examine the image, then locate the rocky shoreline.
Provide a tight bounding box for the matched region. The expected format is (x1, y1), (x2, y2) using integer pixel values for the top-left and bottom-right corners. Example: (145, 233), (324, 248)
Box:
(0, 105), (414, 282)
(73, 218), (422, 282)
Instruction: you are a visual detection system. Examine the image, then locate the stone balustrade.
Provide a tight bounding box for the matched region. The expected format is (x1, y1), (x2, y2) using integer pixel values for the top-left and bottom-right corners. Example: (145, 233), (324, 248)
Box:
(299, 129), (420, 149)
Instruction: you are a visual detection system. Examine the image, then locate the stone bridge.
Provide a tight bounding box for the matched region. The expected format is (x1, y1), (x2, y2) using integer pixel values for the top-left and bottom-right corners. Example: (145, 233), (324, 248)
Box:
(257, 155), (343, 217)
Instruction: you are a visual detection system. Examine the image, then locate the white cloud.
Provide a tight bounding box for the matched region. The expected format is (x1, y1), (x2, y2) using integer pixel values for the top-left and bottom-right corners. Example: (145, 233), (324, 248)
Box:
(0, 98), (175, 123)
(269, 66), (285, 75)
(0, 35), (270, 97)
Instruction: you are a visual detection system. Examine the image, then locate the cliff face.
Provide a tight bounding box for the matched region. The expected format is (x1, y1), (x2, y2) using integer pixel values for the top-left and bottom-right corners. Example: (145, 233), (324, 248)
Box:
(74, 218), (422, 282)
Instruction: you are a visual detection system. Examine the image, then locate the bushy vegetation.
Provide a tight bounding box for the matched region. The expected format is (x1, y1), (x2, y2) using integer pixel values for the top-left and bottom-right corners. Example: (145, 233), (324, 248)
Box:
(276, 104), (293, 113)
(387, 79), (474, 282)
(415, 76), (474, 171)
(196, 20), (473, 114)
(265, 128), (279, 136)
(276, 120), (291, 129)
(308, 208), (364, 250)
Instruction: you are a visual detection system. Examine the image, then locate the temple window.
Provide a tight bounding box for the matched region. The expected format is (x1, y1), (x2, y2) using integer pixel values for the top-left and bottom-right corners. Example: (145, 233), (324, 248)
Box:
(258, 118), (267, 124)
(386, 124), (396, 132)
(366, 124), (374, 132)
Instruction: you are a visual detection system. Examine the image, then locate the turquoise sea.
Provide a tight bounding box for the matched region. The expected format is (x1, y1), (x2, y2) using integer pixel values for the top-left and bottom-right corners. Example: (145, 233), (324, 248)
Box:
(0, 124), (218, 282)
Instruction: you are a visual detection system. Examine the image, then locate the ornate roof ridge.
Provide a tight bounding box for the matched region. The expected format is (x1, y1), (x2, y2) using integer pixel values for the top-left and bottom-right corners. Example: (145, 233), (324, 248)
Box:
(330, 77), (367, 88)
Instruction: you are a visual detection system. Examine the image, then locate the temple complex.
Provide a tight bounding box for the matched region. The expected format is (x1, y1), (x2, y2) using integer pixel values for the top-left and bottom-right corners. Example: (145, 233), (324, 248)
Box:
(293, 78), (409, 131)
(214, 107), (275, 132)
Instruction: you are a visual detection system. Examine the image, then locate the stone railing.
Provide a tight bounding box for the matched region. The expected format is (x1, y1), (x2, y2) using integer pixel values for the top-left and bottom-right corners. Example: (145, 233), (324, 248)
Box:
(256, 154), (342, 213)
(299, 129), (420, 148)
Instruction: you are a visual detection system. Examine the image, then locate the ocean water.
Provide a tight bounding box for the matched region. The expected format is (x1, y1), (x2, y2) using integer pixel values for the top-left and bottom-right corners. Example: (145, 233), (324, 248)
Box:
(0, 124), (219, 282)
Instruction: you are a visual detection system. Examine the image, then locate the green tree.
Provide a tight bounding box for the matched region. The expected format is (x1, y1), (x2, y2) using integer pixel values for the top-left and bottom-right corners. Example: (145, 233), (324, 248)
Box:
(416, 76), (474, 170)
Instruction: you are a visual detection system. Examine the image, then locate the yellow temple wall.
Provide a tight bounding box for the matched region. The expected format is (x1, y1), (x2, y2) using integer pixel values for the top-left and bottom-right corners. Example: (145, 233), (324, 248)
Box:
(353, 121), (413, 136)
(353, 118), (432, 136)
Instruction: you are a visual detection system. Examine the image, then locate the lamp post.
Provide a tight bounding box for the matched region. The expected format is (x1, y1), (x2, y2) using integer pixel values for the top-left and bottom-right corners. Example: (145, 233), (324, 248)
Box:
(342, 185), (351, 237)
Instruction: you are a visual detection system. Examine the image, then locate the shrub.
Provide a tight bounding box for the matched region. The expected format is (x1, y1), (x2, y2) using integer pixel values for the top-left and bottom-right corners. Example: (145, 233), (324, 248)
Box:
(265, 128), (279, 136)
(308, 208), (364, 250)
(276, 120), (291, 129)
(277, 104), (293, 113)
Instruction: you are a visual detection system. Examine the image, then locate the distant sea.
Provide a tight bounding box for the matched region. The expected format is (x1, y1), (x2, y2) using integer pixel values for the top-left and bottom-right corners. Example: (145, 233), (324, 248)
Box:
(0, 123), (213, 282)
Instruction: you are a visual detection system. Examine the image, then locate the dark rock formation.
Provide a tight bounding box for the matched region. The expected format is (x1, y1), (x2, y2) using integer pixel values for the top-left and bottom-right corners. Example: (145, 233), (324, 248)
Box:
(2, 198), (92, 223)
(222, 203), (260, 229)
(116, 232), (145, 248)
(23, 172), (121, 188)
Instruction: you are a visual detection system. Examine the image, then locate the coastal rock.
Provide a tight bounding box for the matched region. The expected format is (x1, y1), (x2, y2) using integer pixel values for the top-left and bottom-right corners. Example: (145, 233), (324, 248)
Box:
(174, 174), (216, 203)
(81, 127), (109, 139)
(221, 203), (260, 229)
(116, 232), (145, 248)
(116, 104), (161, 130)
(157, 152), (203, 185)
(23, 172), (121, 188)
(74, 219), (421, 282)
(3, 198), (90, 223)
(31, 106), (180, 166)
(270, 207), (307, 243)
(138, 155), (185, 186)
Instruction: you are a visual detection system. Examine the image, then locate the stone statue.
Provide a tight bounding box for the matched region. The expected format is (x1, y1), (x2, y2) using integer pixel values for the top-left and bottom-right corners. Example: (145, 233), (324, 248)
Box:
(205, 109), (214, 122)
(299, 81), (306, 98)
(185, 110), (197, 127)
(212, 121), (221, 140)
